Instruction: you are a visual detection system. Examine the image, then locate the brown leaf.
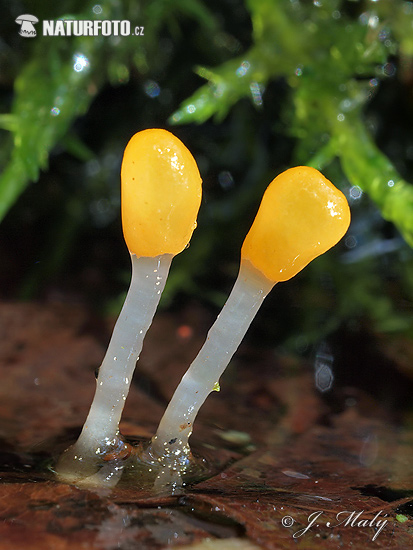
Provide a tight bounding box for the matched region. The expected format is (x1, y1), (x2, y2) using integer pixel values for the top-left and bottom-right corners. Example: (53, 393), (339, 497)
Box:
(1, 302), (413, 549)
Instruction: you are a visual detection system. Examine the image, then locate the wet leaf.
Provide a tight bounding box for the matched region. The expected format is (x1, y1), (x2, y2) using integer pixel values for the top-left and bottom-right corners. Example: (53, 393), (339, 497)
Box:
(1, 302), (413, 549)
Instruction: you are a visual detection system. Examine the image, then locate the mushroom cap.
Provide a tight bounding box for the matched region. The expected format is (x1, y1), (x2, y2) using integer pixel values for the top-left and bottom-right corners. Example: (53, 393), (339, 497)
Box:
(241, 166), (350, 283)
(15, 14), (39, 23)
(121, 129), (202, 257)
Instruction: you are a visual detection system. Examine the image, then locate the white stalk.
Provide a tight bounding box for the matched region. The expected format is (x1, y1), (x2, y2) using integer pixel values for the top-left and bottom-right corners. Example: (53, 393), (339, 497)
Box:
(56, 252), (172, 481)
(150, 259), (275, 461)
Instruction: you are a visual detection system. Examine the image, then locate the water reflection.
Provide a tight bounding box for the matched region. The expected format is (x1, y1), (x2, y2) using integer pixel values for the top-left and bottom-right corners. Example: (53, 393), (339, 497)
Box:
(359, 432), (379, 466)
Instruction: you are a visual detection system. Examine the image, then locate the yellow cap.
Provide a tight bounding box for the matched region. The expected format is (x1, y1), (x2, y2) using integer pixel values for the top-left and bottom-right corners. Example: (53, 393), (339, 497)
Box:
(121, 129), (202, 257)
(241, 166), (350, 282)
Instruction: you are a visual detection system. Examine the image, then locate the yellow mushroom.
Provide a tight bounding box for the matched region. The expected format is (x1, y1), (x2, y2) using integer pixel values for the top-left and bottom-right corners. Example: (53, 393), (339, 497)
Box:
(122, 129), (201, 257)
(149, 167), (350, 489)
(56, 129), (202, 485)
(242, 166), (350, 282)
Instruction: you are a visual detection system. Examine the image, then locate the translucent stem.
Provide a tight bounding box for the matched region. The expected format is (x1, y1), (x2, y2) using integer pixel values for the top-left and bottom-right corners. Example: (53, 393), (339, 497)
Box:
(56, 252), (172, 482)
(150, 259), (275, 460)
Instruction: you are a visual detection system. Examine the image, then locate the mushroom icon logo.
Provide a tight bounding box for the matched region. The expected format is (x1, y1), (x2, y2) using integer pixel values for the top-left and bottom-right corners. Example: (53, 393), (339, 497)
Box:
(15, 14), (39, 37)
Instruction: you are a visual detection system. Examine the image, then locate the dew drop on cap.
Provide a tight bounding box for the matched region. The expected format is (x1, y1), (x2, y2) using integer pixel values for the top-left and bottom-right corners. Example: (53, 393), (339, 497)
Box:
(121, 129), (202, 258)
(241, 166), (351, 283)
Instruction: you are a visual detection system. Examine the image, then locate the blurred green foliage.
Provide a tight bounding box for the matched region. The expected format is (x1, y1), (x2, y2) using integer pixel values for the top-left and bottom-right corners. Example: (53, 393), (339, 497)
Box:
(0, 0), (413, 350)
(0, 0), (219, 220)
(172, 0), (413, 246)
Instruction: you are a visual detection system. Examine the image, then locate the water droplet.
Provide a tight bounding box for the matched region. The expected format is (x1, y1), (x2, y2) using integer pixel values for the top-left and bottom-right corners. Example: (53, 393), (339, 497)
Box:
(368, 14), (379, 29)
(345, 235), (357, 249)
(382, 62), (396, 77)
(250, 82), (263, 106)
(73, 53), (89, 73)
(315, 363), (334, 392)
(349, 185), (362, 200)
(314, 342), (334, 392)
(143, 80), (161, 98)
(218, 171), (234, 190)
(236, 60), (250, 77)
